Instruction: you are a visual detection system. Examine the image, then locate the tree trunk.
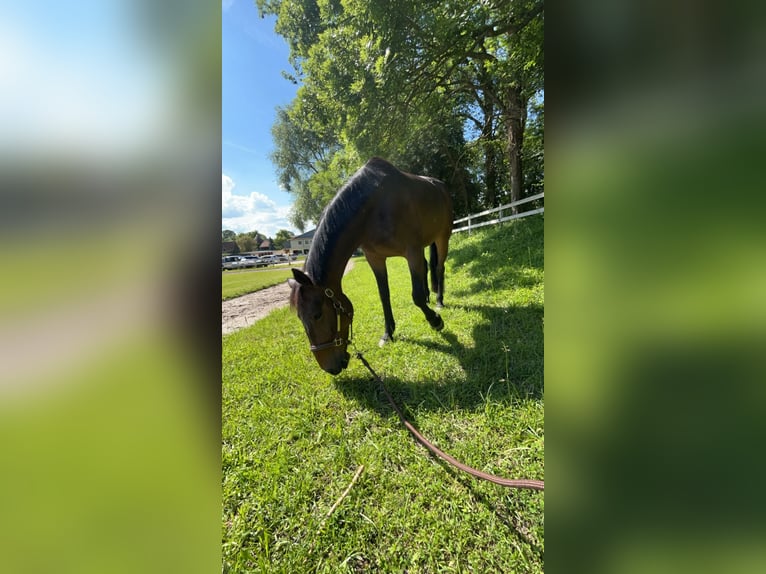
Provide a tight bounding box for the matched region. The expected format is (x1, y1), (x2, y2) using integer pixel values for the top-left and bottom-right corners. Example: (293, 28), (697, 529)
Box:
(505, 86), (527, 214)
(483, 137), (498, 208)
(445, 148), (470, 215)
(480, 94), (498, 208)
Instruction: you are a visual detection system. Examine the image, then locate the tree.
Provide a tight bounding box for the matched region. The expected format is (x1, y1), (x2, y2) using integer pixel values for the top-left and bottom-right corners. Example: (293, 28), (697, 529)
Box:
(222, 229), (236, 241)
(384, 0), (543, 210)
(257, 0), (543, 220)
(234, 230), (264, 253)
(270, 97), (344, 230)
(236, 234), (255, 253)
(273, 229), (294, 250)
(523, 93), (544, 198)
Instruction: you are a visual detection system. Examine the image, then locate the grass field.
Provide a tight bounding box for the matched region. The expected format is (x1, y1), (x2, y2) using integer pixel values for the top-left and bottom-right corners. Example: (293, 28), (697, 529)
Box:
(222, 268), (295, 300)
(222, 216), (544, 573)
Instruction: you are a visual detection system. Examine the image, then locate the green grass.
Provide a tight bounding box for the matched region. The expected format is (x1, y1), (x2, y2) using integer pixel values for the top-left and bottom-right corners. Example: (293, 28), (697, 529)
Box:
(222, 268), (295, 300)
(222, 216), (544, 573)
(1, 331), (218, 573)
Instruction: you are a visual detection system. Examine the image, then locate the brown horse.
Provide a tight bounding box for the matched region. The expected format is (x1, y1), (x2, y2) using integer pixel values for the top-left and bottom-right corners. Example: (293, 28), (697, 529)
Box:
(288, 157), (453, 375)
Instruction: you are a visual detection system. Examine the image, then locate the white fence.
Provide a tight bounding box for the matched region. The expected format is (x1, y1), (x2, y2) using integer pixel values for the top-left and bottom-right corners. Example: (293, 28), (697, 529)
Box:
(452, 192), (544, 233)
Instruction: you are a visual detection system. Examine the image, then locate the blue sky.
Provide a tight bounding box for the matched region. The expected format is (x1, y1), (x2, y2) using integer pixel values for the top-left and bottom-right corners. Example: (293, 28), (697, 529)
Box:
(0, 1), (171, 161)
(222, 0), (301, 237)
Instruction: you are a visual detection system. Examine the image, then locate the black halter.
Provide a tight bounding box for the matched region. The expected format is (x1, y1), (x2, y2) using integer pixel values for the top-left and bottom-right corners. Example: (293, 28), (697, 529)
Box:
(309, 288), (354, 353)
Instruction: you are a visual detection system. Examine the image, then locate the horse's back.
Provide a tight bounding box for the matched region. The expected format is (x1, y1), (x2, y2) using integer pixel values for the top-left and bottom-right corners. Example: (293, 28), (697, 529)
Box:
(359, 159), (452, 255)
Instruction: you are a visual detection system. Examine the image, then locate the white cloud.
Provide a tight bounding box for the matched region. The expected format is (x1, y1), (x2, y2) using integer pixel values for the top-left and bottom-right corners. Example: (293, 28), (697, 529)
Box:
(222, 173), (296, 238)
(222, 173), (235, 196)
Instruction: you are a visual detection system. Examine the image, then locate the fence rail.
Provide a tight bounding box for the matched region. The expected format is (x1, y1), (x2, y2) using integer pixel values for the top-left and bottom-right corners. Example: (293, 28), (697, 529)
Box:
(452, 192), (544, 233)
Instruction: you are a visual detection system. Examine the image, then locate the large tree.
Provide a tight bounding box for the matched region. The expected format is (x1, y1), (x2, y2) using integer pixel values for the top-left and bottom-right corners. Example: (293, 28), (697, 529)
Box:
(270, 80), (346, 231)
(258, 0), (543, 222)
(273, 229), (294, 250)
(235, 234), (255, 253)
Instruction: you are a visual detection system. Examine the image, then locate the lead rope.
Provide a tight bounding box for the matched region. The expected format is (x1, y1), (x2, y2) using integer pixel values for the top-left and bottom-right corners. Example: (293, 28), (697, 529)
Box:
(354, 350), (544, 491)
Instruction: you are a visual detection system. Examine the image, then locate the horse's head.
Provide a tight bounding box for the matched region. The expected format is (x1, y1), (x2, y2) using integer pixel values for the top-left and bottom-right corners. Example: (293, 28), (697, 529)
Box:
(288, 268), (353, 375)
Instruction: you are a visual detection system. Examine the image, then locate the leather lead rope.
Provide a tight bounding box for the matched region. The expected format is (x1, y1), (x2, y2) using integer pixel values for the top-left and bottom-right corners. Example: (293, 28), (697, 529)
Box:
(355, 351), (544, 491)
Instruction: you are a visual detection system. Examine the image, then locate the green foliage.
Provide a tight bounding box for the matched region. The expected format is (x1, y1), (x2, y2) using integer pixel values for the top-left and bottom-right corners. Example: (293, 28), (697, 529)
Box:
(523, 93), (544, 197)
(259, 0), (544, 225)
(222, 229), (237, 242)
(235, 235), (255, 253)
(270, 97), (344, 230)
(273, 229), (294, 250)
(223, 216), (544, 572)
(235, 230), (266, 253)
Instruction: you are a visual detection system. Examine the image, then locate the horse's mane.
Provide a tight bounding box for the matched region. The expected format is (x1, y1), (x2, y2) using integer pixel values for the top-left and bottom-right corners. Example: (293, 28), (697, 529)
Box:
(304, 158), (393, 284)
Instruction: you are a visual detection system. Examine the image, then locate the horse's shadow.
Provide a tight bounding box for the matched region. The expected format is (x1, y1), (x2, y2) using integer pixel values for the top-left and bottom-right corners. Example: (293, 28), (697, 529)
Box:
(331, 301), (544, 555)
(334, 302), (544, 420)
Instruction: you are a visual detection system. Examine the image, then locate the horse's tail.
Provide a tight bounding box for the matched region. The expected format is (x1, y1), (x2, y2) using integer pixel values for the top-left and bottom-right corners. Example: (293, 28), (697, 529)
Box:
(429, 242), (438, 293)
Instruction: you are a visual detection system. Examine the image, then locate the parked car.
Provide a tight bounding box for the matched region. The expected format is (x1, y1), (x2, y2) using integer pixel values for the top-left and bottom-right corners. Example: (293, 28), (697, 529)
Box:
(221, 256), (243, 271)
(239, 255), (262, 268)
(259, 255), (278, 265)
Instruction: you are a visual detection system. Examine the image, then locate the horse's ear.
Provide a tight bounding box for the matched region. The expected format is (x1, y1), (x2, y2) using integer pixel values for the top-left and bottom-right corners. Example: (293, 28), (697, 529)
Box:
(291, 268), (314, 286)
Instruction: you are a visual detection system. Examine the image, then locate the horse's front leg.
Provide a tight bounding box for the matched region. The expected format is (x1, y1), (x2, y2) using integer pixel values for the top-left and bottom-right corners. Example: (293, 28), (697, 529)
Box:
(407, 250), (444, 332)
(366, 255), (396, 346)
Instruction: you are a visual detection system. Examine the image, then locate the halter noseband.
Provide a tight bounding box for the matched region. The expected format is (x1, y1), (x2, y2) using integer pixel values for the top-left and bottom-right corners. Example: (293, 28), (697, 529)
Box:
(309, 288), (354, 353)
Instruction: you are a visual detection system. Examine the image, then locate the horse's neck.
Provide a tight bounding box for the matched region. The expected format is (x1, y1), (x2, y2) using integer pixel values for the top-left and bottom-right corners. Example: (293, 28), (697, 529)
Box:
(308, 212), (366, 291)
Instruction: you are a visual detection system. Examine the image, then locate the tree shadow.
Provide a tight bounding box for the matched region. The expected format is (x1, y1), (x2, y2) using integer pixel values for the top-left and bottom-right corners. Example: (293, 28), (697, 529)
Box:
(330, 220), (544, 546)
(332, 301), (544, 552)
(448, 216), (544, 296)
(334, 302), (543, 420)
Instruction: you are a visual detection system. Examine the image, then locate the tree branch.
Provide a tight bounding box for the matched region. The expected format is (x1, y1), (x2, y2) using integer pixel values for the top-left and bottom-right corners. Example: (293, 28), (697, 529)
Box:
(472, 1), (544, 41)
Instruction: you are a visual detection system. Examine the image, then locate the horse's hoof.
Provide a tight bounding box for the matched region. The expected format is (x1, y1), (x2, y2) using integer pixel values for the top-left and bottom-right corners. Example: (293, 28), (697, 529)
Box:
(435, 302), (444, 310)
(431, 315), (444, 331)
(379, 334), (393, 347)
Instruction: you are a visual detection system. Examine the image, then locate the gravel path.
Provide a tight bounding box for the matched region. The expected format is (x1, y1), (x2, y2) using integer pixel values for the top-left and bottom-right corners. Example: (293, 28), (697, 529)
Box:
(221, 281), (292, 335)
(222, 259), (356, 335)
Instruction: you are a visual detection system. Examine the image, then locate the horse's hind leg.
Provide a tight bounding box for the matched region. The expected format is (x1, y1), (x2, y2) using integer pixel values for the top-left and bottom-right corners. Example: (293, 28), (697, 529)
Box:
(428, 243), (438, 298)
(366, 254), (396, 346)
(432, 236), (449, 309)
(407, 249), (444, 331)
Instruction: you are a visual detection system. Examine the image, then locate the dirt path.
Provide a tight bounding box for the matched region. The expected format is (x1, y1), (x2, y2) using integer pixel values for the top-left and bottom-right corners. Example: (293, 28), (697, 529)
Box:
(222, 260), (356, 335)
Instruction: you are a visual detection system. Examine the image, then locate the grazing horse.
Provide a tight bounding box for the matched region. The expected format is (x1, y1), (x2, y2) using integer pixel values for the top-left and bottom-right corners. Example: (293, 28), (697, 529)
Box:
(288, 157), (453, 375)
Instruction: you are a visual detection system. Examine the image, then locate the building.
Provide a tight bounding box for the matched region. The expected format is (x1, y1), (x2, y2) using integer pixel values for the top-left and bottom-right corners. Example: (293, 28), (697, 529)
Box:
(221, 241), (238, 255)
(289, 229), (316, 255)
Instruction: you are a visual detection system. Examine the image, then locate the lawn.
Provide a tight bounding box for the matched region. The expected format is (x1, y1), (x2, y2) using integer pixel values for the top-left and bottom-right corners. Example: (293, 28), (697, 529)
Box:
(222, 268), (295, 300)
(222, 216), (544, 572)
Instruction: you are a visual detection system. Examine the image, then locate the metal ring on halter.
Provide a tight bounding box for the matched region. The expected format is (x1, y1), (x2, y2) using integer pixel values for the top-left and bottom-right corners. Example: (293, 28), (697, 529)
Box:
(309, 287), (353, 353)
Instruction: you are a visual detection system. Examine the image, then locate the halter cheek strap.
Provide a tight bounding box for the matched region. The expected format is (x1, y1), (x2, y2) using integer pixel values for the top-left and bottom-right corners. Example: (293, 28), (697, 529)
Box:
(309, 288), (354, 353)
